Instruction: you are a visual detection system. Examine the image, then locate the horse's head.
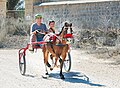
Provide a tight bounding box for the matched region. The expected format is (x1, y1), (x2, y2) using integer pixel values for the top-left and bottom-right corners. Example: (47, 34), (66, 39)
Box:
(63, 22), (73, 35)
(59, 22), (74, 43)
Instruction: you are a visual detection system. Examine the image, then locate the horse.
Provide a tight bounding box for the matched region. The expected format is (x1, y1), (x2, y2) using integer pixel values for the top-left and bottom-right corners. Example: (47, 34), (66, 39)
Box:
(42, 22), (73, 79)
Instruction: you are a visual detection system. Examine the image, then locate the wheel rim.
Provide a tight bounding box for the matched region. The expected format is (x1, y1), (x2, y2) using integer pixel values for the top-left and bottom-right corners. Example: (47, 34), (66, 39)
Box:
(64, 59), (70, 71)
(19, 53), (26, 75)
(64, 52), (71, 72)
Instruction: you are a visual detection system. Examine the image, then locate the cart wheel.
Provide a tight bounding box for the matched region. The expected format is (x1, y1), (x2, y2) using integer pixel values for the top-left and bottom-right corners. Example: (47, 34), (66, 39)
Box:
(19, 53), (26, 75)
(63, 52), (71, 72)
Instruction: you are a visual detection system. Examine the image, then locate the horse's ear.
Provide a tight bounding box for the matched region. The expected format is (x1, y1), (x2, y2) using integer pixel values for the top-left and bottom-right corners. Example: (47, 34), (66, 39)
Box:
(64, 22), (68, 27)
(70, 23), (72, 27)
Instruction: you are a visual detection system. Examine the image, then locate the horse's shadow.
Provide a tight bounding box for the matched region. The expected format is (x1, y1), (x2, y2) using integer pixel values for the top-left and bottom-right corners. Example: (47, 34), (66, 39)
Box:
(49, 71), (105, 87)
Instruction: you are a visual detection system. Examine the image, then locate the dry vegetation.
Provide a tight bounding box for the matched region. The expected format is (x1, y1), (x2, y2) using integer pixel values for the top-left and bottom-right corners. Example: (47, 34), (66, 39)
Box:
(0, 17), (30, 48)
(73, 28), (120, 62)
(73, 28), (120, 48)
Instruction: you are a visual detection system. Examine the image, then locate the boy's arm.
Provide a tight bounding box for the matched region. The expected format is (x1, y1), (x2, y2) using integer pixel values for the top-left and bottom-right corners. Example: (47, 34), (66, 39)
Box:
(30, 24), (36, 35)
(44, 24), (48, 34)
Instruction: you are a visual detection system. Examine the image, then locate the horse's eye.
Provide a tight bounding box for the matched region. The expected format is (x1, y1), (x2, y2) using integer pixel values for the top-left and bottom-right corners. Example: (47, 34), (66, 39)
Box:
(65, 28), (68, 29)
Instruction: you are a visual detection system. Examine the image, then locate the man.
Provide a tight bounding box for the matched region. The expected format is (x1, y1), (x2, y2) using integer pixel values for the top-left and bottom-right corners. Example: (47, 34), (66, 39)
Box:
(29, 14), (47, 51)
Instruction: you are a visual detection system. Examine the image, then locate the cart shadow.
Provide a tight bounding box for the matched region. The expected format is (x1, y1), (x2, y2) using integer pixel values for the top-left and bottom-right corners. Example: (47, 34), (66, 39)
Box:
(23, 74), (36, 78)
(49, 71), (105, 87)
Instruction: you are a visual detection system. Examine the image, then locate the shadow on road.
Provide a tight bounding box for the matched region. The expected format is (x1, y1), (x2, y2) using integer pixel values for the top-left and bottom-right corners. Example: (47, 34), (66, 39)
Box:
(23, 74), (36, 78)
(49, 71), (105, 87)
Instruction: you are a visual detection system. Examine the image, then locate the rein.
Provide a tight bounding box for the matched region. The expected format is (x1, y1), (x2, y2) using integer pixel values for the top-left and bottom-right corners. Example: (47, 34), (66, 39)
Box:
(43, 33), (62, 43)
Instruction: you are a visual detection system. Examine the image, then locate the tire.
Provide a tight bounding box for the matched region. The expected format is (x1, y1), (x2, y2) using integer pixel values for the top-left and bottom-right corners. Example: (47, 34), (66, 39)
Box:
(19, 53), (26, 75)
(63, 52), (71, 72)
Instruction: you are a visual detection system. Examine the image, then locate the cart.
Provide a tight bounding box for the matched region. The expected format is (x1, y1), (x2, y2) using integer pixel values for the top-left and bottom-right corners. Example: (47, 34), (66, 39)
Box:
(18, 34), (72, 75)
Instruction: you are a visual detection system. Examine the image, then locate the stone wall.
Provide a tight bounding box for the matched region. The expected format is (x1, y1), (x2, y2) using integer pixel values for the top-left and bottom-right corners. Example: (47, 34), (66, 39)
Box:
(25, 0), (34, 20)
(0, 0), (6, 18)
(33, 1), (120, 31)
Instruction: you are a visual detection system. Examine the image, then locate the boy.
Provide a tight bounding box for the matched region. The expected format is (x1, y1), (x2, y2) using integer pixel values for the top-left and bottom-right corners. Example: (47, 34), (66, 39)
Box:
(49, 21), (55, 33)
(29, 14), (47, 51)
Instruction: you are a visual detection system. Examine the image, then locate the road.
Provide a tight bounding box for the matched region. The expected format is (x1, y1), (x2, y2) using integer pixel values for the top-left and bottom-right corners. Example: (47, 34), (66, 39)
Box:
(0, 49), (120, 88)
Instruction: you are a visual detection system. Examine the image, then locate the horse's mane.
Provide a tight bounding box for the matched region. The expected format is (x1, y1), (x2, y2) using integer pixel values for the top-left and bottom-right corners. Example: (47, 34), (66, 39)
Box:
(58, 27), (64, 36)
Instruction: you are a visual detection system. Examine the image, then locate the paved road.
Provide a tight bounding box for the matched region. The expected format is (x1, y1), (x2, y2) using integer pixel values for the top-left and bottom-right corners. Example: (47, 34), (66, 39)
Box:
(0, 49), (120, 88)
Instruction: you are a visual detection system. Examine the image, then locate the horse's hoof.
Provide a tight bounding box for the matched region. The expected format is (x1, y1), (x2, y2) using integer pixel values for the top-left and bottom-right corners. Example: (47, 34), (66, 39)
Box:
(42, 73), (49, 79)
(46, 72), (49, 75)
(50, 67), (53, 71)
(60, 75), (65, 79)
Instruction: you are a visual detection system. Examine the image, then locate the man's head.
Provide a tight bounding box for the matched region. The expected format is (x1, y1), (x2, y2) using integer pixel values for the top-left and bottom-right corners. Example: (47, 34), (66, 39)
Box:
(49, 21), (55, 28)
(35, 14), (42, 25)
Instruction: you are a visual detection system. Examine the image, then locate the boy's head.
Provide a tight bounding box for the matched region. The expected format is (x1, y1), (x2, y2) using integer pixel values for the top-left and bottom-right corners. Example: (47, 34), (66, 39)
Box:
(49, 21), (55, 28)
(35, 14), (42, 24)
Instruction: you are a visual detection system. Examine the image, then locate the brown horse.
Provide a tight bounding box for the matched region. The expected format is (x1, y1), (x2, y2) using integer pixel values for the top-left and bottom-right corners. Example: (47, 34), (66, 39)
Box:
(42, 22), (73, 79)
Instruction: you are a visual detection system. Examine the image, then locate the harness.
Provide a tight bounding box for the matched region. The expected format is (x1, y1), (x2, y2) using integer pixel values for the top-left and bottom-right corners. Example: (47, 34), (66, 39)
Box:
(44, 33), (62, 44)
(44, 33), (73, 55)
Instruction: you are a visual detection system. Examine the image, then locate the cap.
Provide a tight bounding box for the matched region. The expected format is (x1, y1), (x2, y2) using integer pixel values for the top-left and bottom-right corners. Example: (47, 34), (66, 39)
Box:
(35, 14), (42, 19)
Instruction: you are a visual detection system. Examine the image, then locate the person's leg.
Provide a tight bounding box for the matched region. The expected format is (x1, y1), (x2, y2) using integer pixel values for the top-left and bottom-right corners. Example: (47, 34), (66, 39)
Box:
(38, 38), (43, 48)
(29, 34), (36, 51)
(30, 34), (36, 44)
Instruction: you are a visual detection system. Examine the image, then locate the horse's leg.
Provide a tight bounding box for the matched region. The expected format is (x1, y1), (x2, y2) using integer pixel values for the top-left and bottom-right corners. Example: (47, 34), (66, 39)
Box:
(60, 46), (68, 79)
(59, 53), (67, 79)
(42, 45), (49, 75)
(59, 57), (65, 79)
(44, 64), (48, 75)
(45, 51), (54, 71)
(54, 57), (58, 68)
(50, 54), (54, 68)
